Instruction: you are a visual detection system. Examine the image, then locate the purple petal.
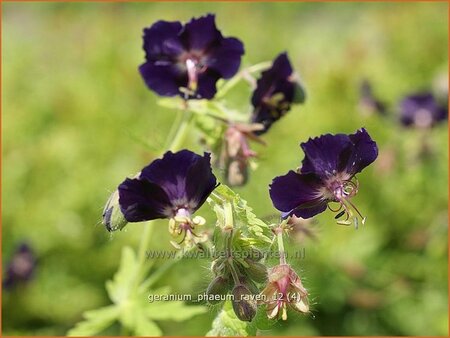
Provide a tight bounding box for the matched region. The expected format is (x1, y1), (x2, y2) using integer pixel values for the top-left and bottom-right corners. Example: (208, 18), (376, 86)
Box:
(185, 153), (217, 212)
(269, 171), (326, 219)
(346, 128), (378, 175)
(140, 150), (200, 201)
(251, 53), (296, 134)
(139, 62), (187, 97)
(252, 53), (294, 106)
(300, 134), (352, 179)
(118, 178), (172, 221)
(180, 14), (222, 51)
(196, 72), (220, 99)
(142, 20), (184, 60)
(206, 37), (244, 79)
(283, 202), (328, 220)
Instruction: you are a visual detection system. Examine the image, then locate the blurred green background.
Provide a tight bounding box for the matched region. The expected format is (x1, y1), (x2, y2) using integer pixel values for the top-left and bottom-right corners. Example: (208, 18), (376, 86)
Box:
(2, 2), (448, 336)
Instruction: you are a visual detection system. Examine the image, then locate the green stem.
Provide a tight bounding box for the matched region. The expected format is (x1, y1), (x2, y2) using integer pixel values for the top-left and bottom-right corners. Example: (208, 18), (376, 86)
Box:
(133, 221), (155, 287)
(225, 230), (240, 285)
(168, 107), (193, 152)
(139, 249), (186, 292)
(223, 201), (234, 231)
(133, 101), (194, 289)
(215, 61), (272, 99)
(277, 230), (287, 265)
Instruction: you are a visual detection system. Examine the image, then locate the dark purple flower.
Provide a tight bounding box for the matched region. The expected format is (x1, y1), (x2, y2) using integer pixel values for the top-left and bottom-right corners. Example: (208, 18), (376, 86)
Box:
(251, 52), (305, 135)
(359, 80), (386, 116)
(118, 150), (217, 246)
(139, 14), (244, 100)
(269, 128), (378, 227)
(399, 92), (447, 128)
(3, 243), (36, 289)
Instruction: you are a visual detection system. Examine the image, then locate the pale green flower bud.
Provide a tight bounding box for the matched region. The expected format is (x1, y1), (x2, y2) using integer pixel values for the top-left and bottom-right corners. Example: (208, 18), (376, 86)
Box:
(102, 190), (127, 232)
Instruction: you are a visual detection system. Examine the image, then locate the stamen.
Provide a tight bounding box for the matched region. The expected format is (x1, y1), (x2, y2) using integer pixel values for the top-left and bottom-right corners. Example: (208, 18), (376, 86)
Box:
(346, 199), (366, 223)
(168, 211), (208, 248)
(186, 59), (198, 92)
(328, 202), (343, 213)
(334, 210), (346, 219)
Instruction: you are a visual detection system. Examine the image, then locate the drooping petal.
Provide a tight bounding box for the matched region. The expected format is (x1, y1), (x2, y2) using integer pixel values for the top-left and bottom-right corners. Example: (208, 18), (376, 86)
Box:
(287, 201), (328, 219)
(184, 152), (217, 212)
(269, 171), (326, 219)
(118, 178), (172, 221)
(345, 128), (378, 175)
(180, 14), (222, 51)
(300, 133), (353, 179)
(139, 62), (187, 97)
(142, 20), (184, 60)
(205, 37), (244, 79)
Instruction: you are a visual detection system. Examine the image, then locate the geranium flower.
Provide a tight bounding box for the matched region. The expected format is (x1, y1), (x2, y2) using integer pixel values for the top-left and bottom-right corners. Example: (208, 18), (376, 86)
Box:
(139, 14), (244, 99)
(269, 128), (378, 227)
(251, 52), (305, 135)
(399, 92), (447, 128)
(259, 264), (309, 320)
(118, 150), (217, 246)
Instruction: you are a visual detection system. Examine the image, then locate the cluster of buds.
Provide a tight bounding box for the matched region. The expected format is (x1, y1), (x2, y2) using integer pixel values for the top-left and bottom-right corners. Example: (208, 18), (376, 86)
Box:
(206, 247), (267, 321)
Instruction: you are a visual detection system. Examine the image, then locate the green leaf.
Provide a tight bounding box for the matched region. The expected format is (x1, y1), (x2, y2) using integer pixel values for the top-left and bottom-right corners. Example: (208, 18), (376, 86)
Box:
(208, 185), (273, 247)
(133, 312), (162, 336)
(67, 305), (119, 336)
(106, 246), (138, 304)
(147, 301), (207, 322)
(206, 300), (257, 336)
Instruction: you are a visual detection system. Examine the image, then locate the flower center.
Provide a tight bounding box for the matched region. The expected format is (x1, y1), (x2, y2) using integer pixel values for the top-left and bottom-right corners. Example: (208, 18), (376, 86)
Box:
(168, 208), (206, 248)
(178, 52), (208, 96)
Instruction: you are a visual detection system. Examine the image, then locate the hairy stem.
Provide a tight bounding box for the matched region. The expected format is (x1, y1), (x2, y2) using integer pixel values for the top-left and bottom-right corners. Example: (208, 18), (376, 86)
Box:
(215, 61), (272, 99)
(134, 101), (193, 288)
(276, 228), (287, 265)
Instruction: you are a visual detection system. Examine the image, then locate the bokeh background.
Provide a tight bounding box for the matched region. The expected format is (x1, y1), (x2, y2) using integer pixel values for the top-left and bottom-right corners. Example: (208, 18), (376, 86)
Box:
(2, 2), (448, 336)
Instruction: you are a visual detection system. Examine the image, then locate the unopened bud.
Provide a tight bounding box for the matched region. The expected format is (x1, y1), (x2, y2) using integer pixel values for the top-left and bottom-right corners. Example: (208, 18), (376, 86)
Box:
(206, 276), (231, 305)
(211, 258), (226, 276)
(245, 260), (268, 284)
(247, 248), (264, 261)
(238, 276), (260, 295)
(231, 285), (257, 322)
(102, 190), (127, 232)
(291, 77), (306, 104)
